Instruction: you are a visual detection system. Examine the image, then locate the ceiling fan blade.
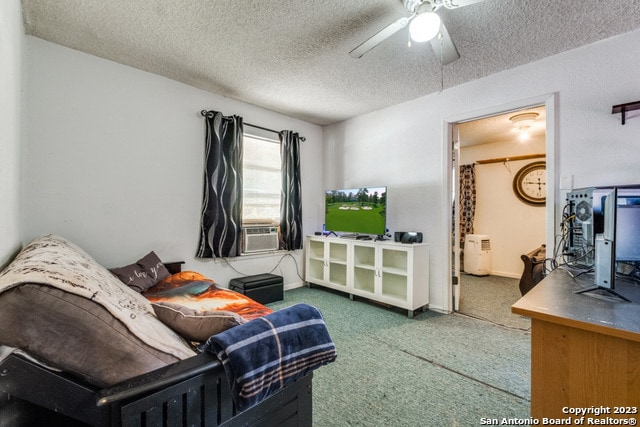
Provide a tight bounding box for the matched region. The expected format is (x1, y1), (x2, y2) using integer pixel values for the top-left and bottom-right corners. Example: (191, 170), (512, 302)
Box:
(349, 14), (415, 58)
(430, 20), (460, 65)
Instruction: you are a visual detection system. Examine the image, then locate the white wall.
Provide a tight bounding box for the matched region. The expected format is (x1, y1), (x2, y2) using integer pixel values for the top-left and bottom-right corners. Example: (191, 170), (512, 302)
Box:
(461, 138), (546, 278)
(21, 29), (640, 311)
(323, 28), (640, 312)
(0, 0), (24, 268)
(24, 37), (323, 289)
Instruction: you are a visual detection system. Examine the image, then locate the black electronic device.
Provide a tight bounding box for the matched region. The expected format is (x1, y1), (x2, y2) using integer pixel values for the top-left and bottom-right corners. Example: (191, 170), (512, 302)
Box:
(565, 187), (596, 266)
(394, 231), (423, 244)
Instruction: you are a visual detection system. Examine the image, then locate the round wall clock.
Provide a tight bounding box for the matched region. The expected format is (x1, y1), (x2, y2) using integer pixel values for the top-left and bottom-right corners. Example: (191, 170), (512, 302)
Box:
(513, 161), (546, 206)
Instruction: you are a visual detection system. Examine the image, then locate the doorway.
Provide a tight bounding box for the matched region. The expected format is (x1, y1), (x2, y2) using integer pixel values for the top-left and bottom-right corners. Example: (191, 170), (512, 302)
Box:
(446, 94), (556, 319)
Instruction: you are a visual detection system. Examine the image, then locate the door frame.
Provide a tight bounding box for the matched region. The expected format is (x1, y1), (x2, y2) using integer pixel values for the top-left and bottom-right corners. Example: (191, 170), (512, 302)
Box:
(443, 93), (557, 312)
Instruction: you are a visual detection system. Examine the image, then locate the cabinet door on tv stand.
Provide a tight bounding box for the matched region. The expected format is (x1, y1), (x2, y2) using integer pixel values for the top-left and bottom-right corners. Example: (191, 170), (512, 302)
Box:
(305, 237), (350, 291)
(326, 240), (349, 289)
(305, 238), (326, 285)
(378, 246), (410, 305)
(352, 243), (377, 298)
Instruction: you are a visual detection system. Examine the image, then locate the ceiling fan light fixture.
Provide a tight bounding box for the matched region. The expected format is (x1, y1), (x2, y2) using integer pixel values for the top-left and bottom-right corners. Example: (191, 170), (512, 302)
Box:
(409, 12), (441, 42)
(509, 112), (539, 141)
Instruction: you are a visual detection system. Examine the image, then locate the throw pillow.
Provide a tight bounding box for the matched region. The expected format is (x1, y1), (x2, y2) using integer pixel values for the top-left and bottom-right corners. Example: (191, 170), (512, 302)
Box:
(110, 251), (171, 292)
(152, 302), (246, 342)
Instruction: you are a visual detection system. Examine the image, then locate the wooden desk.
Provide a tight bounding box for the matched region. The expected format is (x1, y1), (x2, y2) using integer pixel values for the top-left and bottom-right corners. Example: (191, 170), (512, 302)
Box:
(512, 268), (640, 421)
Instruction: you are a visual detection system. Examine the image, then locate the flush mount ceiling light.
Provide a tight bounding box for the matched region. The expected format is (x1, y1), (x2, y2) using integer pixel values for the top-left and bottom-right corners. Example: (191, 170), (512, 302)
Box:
(509, 112), (539, 141)
(409, 12), (442, 42)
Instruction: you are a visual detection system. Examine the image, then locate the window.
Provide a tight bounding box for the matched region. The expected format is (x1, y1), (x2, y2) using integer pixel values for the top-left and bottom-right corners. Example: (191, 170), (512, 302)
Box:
(242, 132), (281, 225)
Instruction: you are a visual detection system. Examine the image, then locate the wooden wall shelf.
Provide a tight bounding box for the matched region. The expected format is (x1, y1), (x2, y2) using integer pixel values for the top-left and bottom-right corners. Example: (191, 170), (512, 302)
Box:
(612, 101), (640, 125)
(475, 153), (545, 165)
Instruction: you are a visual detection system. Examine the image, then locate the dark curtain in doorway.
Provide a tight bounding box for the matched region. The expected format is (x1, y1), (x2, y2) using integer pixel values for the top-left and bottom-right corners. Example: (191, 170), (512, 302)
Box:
(197, 110), (244, 258)
(459, 164), (476, 247)
(279, 130), (303, 250)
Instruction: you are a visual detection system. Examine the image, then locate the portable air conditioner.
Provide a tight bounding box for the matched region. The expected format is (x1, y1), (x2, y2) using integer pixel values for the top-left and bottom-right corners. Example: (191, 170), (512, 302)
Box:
(464, 234), (492, 276)
(243, 226), (279, 254)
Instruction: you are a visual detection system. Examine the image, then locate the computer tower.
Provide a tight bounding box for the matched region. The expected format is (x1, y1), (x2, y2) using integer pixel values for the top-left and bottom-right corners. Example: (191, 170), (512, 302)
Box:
(565, 188), (595, 266)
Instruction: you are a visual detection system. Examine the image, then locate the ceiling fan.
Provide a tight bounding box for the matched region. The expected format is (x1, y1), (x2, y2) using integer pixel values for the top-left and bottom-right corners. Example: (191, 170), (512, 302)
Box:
(349, 0), (486, 65)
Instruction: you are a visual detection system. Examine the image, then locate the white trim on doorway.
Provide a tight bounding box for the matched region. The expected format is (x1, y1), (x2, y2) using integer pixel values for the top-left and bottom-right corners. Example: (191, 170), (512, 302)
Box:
(441, 93), (558, 313)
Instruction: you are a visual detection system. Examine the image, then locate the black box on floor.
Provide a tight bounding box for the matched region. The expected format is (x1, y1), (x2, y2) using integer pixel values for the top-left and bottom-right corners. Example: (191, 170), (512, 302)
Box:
(229, 273), (283, 304)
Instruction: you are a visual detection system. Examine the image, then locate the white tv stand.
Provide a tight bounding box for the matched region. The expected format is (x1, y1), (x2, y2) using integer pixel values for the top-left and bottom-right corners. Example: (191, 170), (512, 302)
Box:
(304, 235), (429, 318)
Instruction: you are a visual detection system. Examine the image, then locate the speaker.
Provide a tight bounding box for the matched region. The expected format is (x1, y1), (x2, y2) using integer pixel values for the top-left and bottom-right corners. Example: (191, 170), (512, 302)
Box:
(394, 231), (423, 243)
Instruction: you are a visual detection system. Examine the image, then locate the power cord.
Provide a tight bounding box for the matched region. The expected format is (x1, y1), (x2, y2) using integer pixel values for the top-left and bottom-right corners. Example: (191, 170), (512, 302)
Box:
(220, 252), (305, 282)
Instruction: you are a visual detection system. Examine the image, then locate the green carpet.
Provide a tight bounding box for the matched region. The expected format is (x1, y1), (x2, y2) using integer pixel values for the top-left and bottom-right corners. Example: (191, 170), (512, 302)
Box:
(459, 273), (531, 331)
(269, 286), (531, 426)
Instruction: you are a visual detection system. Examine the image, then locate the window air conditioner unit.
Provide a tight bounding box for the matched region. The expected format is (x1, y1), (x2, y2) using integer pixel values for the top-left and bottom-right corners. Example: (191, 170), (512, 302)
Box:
(243, 226), (279, 254)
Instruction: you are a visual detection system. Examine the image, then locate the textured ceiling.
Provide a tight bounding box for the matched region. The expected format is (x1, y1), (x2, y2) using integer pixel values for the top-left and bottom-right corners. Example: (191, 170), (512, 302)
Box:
(458, 106), (546, 147)
(21, 0), (640, 126)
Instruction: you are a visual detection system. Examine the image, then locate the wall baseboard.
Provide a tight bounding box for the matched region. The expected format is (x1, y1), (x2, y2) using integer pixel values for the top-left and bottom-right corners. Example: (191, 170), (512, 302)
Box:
(489, 270), (520, 279)
(284, 281), (305, 291)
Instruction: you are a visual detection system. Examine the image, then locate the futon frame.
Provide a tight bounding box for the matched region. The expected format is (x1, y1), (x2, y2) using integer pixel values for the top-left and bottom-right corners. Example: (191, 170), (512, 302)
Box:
(0, 352), (312, 426)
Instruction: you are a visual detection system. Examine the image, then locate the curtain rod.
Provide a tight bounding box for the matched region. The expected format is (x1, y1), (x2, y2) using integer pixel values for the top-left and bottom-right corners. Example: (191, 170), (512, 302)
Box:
(475, 153), (545, 165)
(200, 110), (306, 142)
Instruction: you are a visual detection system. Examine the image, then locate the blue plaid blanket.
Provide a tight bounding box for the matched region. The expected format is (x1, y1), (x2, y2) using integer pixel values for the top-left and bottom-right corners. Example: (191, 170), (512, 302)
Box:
(202, 303), (336, 411)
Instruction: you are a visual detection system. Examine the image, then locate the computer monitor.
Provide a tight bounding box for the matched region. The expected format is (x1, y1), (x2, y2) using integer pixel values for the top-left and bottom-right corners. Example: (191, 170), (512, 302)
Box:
(615, 189), (640, 262)
(577, 187), (633, 301)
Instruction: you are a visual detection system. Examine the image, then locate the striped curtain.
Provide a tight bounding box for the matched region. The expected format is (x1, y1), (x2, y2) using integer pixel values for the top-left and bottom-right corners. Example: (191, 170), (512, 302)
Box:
(197, 111), (244, 258)
(459, 164), (476, 247)
(279, 130), (303, 250)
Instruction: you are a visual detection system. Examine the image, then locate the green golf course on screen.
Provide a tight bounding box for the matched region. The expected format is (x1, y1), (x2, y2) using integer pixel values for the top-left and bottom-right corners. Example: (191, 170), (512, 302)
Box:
(325, 187), (386, 235)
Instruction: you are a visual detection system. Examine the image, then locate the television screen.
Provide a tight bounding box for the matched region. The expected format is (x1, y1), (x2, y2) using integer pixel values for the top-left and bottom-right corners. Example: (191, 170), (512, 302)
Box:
(325, 187), (387, 235)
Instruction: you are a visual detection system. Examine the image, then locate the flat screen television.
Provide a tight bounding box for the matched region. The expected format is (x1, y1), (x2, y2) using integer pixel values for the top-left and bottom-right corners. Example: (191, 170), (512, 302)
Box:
(325, 187), (387, 236)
